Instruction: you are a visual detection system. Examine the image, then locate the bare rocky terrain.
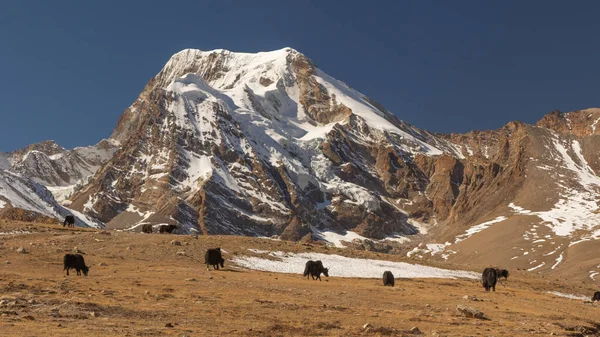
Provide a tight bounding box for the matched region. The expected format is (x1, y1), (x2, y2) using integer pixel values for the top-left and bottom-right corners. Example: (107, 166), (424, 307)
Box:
(2, 220), (600, 336)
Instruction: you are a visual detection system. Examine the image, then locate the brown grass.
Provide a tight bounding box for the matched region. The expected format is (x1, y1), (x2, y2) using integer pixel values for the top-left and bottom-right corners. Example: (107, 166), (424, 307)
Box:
(1, 220), (600, 336)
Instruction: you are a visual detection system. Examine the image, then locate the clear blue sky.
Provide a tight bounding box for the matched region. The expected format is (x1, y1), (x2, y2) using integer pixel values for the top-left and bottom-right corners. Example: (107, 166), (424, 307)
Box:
(1, 1), (599, 152)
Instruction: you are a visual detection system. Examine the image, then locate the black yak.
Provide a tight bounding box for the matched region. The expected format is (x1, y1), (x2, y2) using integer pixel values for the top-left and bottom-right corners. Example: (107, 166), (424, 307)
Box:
(142, 224), (153, 233)
(592, 291), (600, 302)
(63, 215), (75, 228)
(205, 248), (224, 271)
(383, 271), (395, 286)
(63, 253), (90, 276)
(159, 224), (177, 234)
(495, 268), (509, 280)
(303, 260), (329, 281)
(482, 267), (498, 292)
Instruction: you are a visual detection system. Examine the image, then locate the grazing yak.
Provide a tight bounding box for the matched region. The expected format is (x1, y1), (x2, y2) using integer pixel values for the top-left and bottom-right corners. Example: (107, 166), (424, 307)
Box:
(495, 268), (509, 280)
(63, 253), (90, 276)
(303, 260), (329, 281)
(482, 267), (498, 292)
(205, 248), (224, 271)
(159, 224), (177, 234)
(383, 271), (395, 287)
(142, 224), (153, 234)
(592, 292), (600, 302)
(63, 215), (75, 228)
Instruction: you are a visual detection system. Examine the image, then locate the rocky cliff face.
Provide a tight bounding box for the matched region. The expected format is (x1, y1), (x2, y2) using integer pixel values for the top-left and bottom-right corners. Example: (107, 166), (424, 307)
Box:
(537, 108), (600, 138)
(0, 138), (117, 226)
(4, 47), (600, 278)
(0, 170), (101, 227)
(67, 48), (466, 237)
(2, 139), (118, 202)
(401, 108), (600, 279)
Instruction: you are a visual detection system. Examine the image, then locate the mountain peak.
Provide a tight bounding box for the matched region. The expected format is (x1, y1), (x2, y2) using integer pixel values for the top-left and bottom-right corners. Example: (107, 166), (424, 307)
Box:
(170, 46), (299, 58)
(537, 107), (600, 137)
(12, 140), (65, 158)
(153, 47), (303, 92)
(86, 44), (468, 238)
(163, 47), (300, 73)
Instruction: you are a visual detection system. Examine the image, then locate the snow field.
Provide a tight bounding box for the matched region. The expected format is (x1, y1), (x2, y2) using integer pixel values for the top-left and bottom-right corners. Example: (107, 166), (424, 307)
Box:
(232, 250), (479, 279)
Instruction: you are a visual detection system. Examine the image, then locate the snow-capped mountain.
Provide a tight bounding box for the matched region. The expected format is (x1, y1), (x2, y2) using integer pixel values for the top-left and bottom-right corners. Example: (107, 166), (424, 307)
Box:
(68, 47), (464, 236)
(0, 139), (117, 227)
(2, 139), (118, 202)
(0, 170), (101, 227)
(3, 47), (600, 280)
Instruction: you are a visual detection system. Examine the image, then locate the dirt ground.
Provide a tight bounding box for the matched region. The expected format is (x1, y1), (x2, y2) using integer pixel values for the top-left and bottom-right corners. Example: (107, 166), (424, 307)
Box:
(1, 221), (600, 336)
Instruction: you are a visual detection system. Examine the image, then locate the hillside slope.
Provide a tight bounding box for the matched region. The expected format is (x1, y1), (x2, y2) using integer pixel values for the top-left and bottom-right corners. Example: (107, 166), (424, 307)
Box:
(411, 109), (600, 277)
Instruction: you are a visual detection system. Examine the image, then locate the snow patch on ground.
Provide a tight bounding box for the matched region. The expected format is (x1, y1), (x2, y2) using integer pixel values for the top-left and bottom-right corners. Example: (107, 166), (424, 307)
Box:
(0, 231), (31, 235)
(408, 218), (430, 235)
(406, 242), (454, 260)
(508, 203), (531, 214)
(547, 291), (589, 301)
(232, 251), (479, 279)
(510, 194), (600, 239)
(125, 204), (155, 225)
(426, 243), (450, 255)
(528, 262), (545, 271)
(247, 249), (270, 254)
(125, 222), (171, 232)
(83, 194), (98, 213)
(551, 252), (564, 269)
(506, 138), (600, 256)
(454, 216), (507, 243)
(311, 229), (366, 248)
(312, 228), (410, 248)
(567, 140), (600, 188)
(592, 118), (600, 133)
